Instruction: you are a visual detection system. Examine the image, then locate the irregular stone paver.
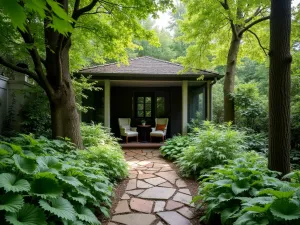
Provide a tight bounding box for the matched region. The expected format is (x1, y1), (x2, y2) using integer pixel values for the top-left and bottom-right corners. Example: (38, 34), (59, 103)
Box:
(177, 207), (194, 219)
(156, 171), (179, 184)
(173, 193), (193, 206)
(137, 180), (153, 188)
(176, 179), (187, 188)
(157, 211), (192, 225)
(179, 189), (191, 195)
(154, 201), (166, 212)
(126, 189), (145, 196)
(159, 182), (173, 188)
(126, 179), (137, 190)
(130, 198), (154, 213)
(165, 200), (184, 210)
(138, 187), (176, 200)
(112, 213), (156, 225)
(121, 193), (130, 200)
(109, 149), (195, 225)
(144, 177), (166, 186)
(114, 200), (130, 214)
(138, 174), (156, 179)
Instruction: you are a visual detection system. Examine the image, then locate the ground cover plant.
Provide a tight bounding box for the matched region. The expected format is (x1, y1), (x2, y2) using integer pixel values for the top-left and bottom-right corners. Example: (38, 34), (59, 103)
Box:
(0, 127), (128, 225)
(194, 151), (300, 225)
(160, 135), (191, 161)
(176, 121), (245, 177)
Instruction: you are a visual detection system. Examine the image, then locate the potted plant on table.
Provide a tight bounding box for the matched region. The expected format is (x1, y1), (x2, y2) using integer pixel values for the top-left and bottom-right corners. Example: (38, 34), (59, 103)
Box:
(141, 119), (146, 126)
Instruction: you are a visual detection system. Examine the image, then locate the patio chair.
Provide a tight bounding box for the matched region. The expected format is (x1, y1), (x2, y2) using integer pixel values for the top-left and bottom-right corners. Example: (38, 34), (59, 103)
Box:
(118, 118), (138, 143)
(150, 118), (168, 142)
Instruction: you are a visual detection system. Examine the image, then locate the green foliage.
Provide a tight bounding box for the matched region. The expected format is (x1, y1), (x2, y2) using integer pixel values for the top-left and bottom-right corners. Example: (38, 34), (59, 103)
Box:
(242, 128), (268, 154)
(81, 123), (128, 181)
(0, 135), (115, 224)
(234, 82), (268, 132)
(160, 135), (191, 161)
(195, 151), (300, 224)
(176, 121), (245, 177)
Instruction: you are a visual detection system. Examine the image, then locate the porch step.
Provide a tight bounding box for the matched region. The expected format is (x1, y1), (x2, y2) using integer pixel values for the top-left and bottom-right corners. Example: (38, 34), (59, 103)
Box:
(120, 142), (164, 149)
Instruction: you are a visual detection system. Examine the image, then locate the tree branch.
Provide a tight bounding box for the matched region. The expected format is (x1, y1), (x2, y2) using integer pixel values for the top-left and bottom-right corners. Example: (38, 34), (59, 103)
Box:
(239, 16), (270, 36)
(218, 0), (239, 39)
(244, 6), (263, 24)
(18, 25), (55, 96)
(72, 0), (99, 20)
(0, 56), (39, 82)
(247, 29), (269, 56)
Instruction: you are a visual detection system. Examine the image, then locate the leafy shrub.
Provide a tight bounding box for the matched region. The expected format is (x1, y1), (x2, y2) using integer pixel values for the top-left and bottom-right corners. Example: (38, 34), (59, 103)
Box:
(177, 121), (245, 177)
(195, 151), (300, 225)
(0, 135), (113, 225)
(242, 128), (268, 154)
(81, 123), (128, 181)
(160, 135), (191, 161)
(291, 149), (300, 170)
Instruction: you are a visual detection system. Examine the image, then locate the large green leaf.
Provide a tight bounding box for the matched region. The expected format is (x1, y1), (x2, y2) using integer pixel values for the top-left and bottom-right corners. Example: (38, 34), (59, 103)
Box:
(259, 189), (295, 199)
(76, 187), (96, 201)
(31, 177), (62, 199)
(39, 197), (76, 221)
(75, 206), (100, 225)
(0, 193), (24, 212)
(37, 156), (62, 170)
(13, 155), (37, 174)
(5, 204), (47, 225)
(67, 193), (87, 205)
(221, 205), (239, 224)
(57, 175), (83, 187)
(0, 173), (30, 193)
(232, 179), (250, 195)
(0, 0), (26, 30)
(270, 198), (300, 221)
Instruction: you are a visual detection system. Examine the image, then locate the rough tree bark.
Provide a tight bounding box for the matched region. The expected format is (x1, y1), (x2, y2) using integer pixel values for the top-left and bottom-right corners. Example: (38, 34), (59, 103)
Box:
(224, 34), (241, 122)
(0, 0), (101, 148)
(220, 1), (270, 122)
(268, 0), (292, 175)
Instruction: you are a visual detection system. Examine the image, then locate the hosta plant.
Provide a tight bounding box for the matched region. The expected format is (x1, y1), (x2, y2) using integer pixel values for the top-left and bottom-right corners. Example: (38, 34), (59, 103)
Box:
(177, 121), (245, 177)
(160, 135), (191, 161)
(194, 151), (300, 225)
(0, 135), (113, 225)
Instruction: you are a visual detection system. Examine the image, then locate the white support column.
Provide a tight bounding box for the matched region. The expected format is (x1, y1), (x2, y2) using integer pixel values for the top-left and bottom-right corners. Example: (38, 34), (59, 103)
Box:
(182, 80), (188, 135)
(104, 80), (110, 128)
(206, 81), (212, 121)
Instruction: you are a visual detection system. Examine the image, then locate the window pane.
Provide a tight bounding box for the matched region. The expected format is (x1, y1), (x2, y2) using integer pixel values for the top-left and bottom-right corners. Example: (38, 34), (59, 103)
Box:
(157, 97), (164, 104)
(138, 97), (144, 104)
(145, 97), (151, 104)
(145, 111), (151, 117)
(145, 104), (151, 110)
(138, 111), (144, 117)
(138, 104), (144, 110)
(157, 97), (165, 117)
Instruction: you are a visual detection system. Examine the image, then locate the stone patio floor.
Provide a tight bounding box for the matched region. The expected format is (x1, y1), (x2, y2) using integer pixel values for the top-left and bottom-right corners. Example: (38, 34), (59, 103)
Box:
(107, 149), (196, 225)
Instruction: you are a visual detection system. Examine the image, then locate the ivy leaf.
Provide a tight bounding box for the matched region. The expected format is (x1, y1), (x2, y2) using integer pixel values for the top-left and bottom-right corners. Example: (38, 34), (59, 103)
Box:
(31, 177), (62, 199)
(5, 204), (47, 225)
(232, 179), (250, 195)
(0, 193), (24, 212)
(13, 155), (37, 174)
(270, 198), (300, 221)
(75, 206), (100, 224)
(0, 0), (26, 31)
(39, 197), (76, 221)
(0, 173), (30, 193)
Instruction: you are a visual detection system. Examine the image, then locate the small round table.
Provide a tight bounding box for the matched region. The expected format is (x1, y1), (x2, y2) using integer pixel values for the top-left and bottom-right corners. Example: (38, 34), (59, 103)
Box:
(137, 125), (151, 143)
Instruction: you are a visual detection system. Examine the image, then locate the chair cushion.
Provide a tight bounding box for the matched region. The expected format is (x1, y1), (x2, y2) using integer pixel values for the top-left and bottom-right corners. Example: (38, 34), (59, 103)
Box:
(150, 130), (164, 137)
(156, 124), (166, 131)
(124, 131), (138, 137)
(122, 125), (130, 130)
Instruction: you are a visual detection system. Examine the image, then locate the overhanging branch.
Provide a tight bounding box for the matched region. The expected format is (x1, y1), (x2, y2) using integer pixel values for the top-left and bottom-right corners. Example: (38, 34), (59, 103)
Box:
(247, 29), (269, 56)
(239, 16), (270, 36)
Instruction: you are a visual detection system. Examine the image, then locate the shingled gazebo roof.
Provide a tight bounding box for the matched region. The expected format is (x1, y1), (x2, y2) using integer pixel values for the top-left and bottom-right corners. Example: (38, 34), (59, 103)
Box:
(77, 56), (222, 81)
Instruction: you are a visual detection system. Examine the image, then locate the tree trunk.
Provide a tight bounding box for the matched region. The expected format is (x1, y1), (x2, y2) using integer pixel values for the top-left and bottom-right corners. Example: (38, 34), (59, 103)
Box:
(224, 34), (241, 122)
(268, 0), (291, 175)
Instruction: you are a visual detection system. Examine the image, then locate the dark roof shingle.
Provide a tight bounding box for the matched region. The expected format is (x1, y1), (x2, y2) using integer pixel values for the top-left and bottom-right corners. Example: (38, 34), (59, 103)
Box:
(79, 56), (219, 76)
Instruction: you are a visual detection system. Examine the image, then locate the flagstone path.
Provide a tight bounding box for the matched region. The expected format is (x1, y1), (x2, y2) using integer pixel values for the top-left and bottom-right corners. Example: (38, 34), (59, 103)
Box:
(107, 149), (197, 225)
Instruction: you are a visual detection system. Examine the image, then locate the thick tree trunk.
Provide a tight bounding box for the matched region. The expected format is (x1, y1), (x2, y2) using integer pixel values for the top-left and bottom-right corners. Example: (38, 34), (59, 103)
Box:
(224, 34), (241, 122)
(268, 0), (291, 175)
